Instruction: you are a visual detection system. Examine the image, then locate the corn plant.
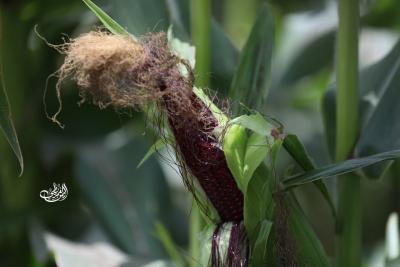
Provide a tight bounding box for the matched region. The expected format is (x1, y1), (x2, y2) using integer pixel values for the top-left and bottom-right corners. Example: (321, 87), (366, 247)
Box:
(1, 0), (400, 266)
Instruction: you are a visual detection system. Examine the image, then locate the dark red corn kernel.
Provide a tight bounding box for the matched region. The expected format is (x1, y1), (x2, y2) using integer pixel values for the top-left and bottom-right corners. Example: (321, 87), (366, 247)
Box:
(166, 104), (244, 221)
(162, 78), (244, 222)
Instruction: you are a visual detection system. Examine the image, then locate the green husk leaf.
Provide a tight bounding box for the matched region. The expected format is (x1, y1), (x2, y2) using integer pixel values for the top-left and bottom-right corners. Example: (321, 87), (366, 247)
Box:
(287, 194), (330, 266)
(251, 219), (273, 265)
(154, 221), (185, 267)
(230, 112), (273, 136)
(223, 116), (272, 193)
(223, 124), (247, 191)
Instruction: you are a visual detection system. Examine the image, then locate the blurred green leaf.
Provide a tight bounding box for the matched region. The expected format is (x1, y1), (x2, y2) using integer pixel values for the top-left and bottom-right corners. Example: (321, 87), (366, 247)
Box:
(323, 39), (400, 178)
(387, 259), (400, 267)
(270, 0), (326, 14)
(283, 149), (400, 189)
(74, 135), (176, 257)
(229, 4), (274, 114)
(139, 261), (175, 267)
(110, 0), (169, 36)
(0, 73), (23, 175)
(210, 19), (239, 92)
(283, 134), (336, 218)
(154, 222), (185, 267)
(278, 30), (334, 88)
(81, 0), (131, 37)
(355, 40), (400, 179)
(322, 87), (336, 159)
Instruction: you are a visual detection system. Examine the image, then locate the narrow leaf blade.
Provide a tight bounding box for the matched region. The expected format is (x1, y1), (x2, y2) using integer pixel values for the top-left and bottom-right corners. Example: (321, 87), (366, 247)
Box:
(0, 73), (23, 175)
(82, 0), (132, 37)
(283, 134), (336, 218)
(229, 4), (274, 114)
(284, 149), (400, 189)
(137, 139), (165, 168)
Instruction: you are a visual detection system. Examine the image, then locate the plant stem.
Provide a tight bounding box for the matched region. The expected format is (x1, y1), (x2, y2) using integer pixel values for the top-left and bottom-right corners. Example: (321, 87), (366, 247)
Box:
(191, 0), (211, 88)
(189, 0), (211, 265)
(335, 0), (360, 266)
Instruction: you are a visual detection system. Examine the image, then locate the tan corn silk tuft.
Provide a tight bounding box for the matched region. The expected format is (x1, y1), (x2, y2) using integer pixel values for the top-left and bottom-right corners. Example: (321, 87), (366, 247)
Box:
(57, 31), (151, 108)
(54, 30), (195, 117)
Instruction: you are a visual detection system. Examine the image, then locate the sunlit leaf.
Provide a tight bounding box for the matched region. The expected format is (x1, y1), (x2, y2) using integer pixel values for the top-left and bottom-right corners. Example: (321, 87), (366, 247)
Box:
(223, 114), (273, 193)
(230, 112), (273, 136)
(223, 124), (247, 191)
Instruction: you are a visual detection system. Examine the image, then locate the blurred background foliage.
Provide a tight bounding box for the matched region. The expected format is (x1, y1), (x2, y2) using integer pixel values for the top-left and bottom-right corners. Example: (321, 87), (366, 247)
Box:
(0, 0), (399, 266)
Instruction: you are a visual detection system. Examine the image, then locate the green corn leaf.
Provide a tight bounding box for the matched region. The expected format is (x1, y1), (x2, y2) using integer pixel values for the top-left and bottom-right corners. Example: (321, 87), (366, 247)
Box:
(0, 72), (23, 175)
(355, 41), (400, 179)
(81, 0), (132, 37)
(323, 39), (400, 178)
(110, 0), (169, 36)
(283, 149), (400, 189)
(137, 139), (165, 168)
(287, 194), (330, 267)
(210, 19), (239, 93)
(74, 137), (175, 256)
(283, 134), (336, 218)
(278, 30), (335, 88)
(229, 4), (274, 115)
(322, 87), (337, 159)
(154, 222), (185, 267)
(230, 112), (274, 136)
